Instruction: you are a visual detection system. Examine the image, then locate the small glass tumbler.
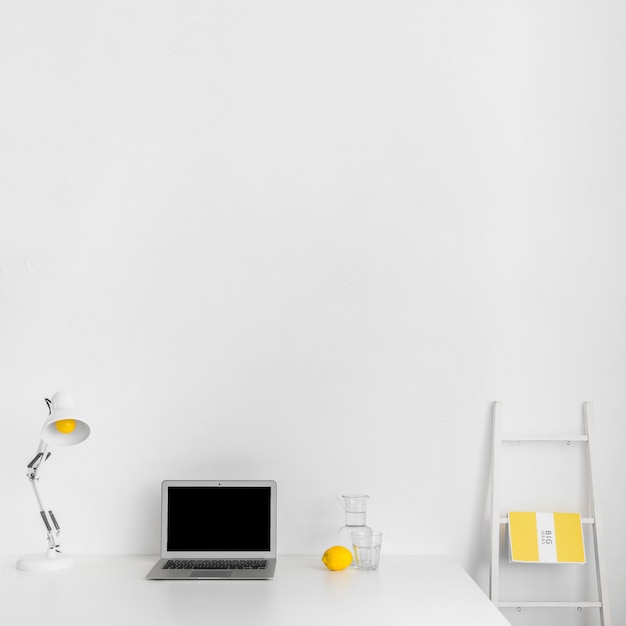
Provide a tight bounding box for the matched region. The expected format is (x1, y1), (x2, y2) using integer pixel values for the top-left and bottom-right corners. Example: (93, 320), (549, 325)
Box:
(351, 530), (383, 570)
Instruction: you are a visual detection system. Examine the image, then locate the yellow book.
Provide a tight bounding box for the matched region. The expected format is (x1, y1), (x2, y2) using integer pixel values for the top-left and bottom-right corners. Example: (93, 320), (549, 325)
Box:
(508, 512), (585, 563)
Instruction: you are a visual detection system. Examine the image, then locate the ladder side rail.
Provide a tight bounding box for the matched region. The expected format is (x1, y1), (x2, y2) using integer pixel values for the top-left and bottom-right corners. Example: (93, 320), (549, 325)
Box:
(584, 402), (612, 626)
(489, 401), (503, 604)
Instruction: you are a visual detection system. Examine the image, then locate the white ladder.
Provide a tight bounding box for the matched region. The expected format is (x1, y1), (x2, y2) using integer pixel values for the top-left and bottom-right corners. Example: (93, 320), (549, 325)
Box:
(489, 401), (611, 625)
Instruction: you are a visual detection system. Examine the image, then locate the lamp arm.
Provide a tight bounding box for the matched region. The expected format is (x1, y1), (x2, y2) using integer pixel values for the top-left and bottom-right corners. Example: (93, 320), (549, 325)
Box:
(25, 441), (62, 555)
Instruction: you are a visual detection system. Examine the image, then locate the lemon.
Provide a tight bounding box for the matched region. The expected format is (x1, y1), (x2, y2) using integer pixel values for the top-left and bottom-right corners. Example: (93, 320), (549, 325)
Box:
(321, 546), (353, 571)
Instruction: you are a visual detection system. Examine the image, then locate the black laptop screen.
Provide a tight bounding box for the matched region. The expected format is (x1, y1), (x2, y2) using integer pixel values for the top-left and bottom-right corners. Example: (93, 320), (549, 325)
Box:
(167, 486), (272, 551)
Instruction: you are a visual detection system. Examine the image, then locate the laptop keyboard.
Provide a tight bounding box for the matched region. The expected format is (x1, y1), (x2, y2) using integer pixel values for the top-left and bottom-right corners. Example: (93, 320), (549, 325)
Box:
(164, 559), (267, 570)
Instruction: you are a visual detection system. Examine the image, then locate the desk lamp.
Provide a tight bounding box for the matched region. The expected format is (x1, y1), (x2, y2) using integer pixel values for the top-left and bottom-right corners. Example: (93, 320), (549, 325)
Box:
(16, 391), (91, 571)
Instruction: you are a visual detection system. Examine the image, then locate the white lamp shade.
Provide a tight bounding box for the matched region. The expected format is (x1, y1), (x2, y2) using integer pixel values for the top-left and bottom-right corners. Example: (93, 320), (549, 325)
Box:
(41, 391), (90, 446)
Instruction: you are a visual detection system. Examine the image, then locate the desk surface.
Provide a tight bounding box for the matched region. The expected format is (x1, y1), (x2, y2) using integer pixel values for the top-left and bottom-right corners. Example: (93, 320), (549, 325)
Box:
(1, 555), (508, 626)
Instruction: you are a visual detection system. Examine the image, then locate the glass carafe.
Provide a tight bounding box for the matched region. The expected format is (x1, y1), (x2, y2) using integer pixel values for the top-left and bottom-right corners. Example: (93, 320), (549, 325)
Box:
(338, 494), (372, 563)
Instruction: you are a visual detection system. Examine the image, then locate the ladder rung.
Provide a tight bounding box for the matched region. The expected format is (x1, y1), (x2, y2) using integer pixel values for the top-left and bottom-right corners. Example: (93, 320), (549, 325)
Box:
(498, 601), (602, 609)
(499, 517), (594, 524)
(501, 435), (588, 442)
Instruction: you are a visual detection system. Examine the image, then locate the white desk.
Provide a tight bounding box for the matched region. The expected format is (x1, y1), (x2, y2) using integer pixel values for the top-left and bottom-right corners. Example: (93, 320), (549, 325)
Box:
(1, 555), (509, 625)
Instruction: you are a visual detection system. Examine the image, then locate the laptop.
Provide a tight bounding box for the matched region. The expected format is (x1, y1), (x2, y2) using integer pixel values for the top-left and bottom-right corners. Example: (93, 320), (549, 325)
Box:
(146, 479), (277, 580)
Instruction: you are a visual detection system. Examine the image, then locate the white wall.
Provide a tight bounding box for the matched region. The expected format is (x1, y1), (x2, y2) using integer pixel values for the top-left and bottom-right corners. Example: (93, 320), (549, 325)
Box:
(1, 1), (625, 623)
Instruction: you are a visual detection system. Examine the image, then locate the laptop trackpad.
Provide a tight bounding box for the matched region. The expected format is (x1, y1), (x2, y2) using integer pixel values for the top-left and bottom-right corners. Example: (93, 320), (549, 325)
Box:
(190, 570), (233, 578)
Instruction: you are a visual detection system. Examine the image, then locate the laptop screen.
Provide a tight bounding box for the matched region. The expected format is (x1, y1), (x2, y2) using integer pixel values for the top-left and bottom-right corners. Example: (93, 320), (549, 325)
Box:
(167, 485), (272, 552)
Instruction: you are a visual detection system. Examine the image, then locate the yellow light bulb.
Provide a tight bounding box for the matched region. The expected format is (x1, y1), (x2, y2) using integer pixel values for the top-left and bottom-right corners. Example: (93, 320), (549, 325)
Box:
(55, 419), (76, 434)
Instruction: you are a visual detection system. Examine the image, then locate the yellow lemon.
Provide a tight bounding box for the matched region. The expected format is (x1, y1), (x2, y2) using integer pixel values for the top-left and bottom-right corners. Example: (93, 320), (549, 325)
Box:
(321, 546), (353, 571)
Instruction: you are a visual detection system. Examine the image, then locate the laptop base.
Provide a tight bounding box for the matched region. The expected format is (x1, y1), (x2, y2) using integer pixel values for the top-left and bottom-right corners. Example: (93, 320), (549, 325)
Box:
(147, 558), (276, 580)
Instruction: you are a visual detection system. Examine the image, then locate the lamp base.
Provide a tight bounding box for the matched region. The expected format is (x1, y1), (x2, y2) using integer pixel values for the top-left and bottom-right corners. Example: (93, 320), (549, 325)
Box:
(16, 552), (74, 572)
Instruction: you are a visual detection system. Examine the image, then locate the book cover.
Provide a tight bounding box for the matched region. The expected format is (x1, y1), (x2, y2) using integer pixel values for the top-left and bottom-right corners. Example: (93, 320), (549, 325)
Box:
(508, 512), (586, 563)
